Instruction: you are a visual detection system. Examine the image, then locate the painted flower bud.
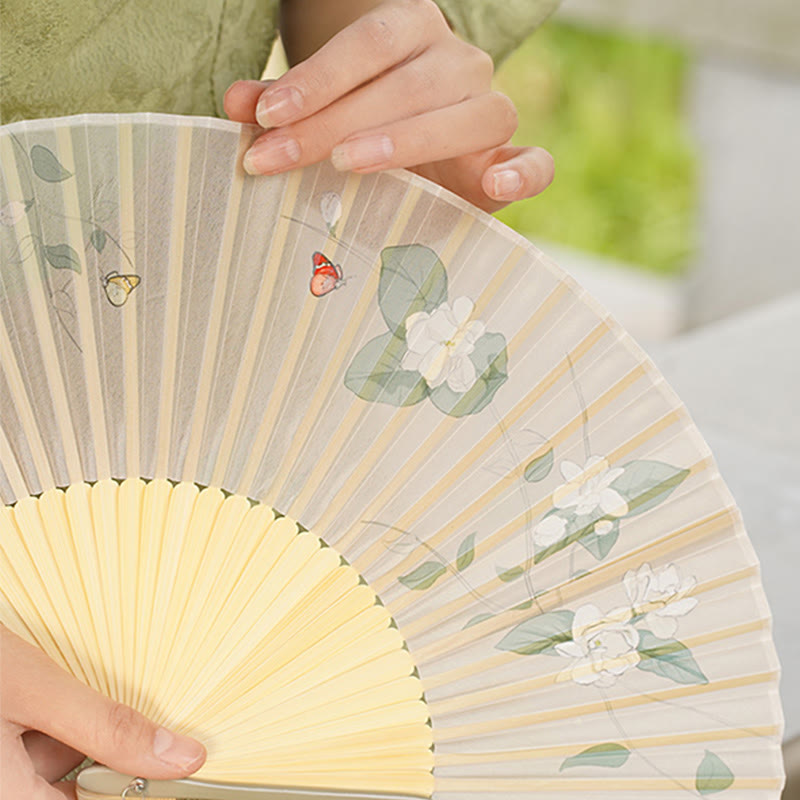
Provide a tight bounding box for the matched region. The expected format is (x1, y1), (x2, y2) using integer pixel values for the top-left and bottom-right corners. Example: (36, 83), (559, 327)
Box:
(0, 199), (33, 226)
(320, 191), (342, 232)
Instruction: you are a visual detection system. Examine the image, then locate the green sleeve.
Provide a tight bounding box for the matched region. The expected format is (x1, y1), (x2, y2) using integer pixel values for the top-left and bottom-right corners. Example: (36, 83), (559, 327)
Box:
(435, 0), (561, 63)
(0, 0), (280, 124)
(0, 0), (558, 125)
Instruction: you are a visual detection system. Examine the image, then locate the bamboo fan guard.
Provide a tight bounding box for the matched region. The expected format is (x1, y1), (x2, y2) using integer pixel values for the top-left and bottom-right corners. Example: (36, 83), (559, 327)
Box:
(0, 114), (785, 800)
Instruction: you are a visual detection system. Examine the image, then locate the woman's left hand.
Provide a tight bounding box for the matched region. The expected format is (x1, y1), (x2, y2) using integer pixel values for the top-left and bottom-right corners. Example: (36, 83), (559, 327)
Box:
(224, 0), (554, 213)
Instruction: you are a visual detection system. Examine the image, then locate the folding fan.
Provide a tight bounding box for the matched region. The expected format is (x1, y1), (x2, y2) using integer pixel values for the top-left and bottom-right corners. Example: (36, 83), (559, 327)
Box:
(0, 114), (785, 800)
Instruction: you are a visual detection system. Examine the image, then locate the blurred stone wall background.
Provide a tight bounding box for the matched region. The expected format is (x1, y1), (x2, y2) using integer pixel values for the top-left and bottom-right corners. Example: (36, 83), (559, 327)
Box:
(557, 0), (800, 326)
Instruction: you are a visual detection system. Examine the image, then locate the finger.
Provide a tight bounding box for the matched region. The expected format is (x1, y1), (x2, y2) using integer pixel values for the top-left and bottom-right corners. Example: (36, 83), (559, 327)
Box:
(2, 725), (71, 800)
(224, 80), (273, 124)
(0, 628), (206, 780)
(254, 0), (449, 128)
(330, 92), (518, 173)
(25, 776), (73, 800)
(482, 146), (555, 204)
(52, 781), (77, 799)
(23, 730), (84, 783)
(242, 43), (490, 175)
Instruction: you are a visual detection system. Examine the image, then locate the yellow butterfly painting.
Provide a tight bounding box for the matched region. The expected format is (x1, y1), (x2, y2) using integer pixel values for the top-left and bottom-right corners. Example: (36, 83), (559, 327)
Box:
(102, 271), (141, 306)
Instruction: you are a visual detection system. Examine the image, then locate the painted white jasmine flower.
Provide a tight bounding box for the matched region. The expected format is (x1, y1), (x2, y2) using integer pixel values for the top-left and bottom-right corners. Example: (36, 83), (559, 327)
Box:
(0, 199), (32, 227)
(401, 297), (485, 393)
(552, 455), (628, 518)
(555, 603), (641, 687)
(624, 563), (698, 639)
(533, 514), (567, 547)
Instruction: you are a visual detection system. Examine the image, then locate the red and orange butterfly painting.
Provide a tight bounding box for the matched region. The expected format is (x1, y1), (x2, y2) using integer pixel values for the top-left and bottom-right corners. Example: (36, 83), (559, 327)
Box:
(310, 251), (345, 297)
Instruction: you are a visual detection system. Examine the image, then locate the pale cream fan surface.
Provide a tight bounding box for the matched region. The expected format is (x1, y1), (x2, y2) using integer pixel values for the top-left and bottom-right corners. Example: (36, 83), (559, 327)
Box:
(0, 114), (785, 799)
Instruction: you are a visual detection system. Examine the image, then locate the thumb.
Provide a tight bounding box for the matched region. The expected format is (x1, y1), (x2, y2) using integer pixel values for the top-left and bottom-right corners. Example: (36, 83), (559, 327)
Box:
(414, 144), (554, 213)
(1, 626), (206, 779)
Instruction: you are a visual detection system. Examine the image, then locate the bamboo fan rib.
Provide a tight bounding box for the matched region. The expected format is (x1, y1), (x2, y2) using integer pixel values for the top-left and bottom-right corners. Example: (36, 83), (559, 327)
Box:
(0, 114), (784, 799)
(0, 480), (433, 795)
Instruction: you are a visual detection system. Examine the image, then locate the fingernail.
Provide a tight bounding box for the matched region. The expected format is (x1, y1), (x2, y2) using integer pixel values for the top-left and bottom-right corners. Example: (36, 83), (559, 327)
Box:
(243, 136), (301, 175)
(331, 135), (394, 172)
(492, 169), (522, 198)
(256, 86), (303, 128)
(153, 727), (205, 770)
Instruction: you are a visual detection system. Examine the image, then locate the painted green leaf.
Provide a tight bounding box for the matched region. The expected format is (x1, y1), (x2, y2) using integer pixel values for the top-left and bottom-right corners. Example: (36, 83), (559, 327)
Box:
(497, 564), (525, 582)
(496, 609), (574, 656)
(696, 751), (734, 794)
(344, 332), (428, 406)
(378, 244), (448, 335)
(513, 599), (534, 610)
(456, 533), (476, 571)
(30, 145), (72, 182)
(92, 199), (119, 223)
(398, 561), (447, 591)
(636, 629), (708, 685)
(524, 447), (554, 482)
(464, 612), (495, 629)
(44, 243), (81, 273)
(90, 228), (107, 253)
(429, 333), (508, 417)
(612, 460), (690, 517)
(560, 743), (630, 771)
(578, 519), (620, 560)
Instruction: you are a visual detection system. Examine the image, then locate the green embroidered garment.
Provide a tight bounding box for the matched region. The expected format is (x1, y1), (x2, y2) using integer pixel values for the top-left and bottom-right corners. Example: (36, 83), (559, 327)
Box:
(0, 0), (560, 124)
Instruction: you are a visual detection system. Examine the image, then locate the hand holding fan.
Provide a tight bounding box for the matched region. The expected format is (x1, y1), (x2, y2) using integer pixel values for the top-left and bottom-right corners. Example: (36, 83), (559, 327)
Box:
(0, 114), (784, 799)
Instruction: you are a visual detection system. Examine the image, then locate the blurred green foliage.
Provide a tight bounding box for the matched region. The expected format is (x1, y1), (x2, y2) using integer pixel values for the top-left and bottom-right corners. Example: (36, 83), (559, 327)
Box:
(493, 22), (696, 275)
